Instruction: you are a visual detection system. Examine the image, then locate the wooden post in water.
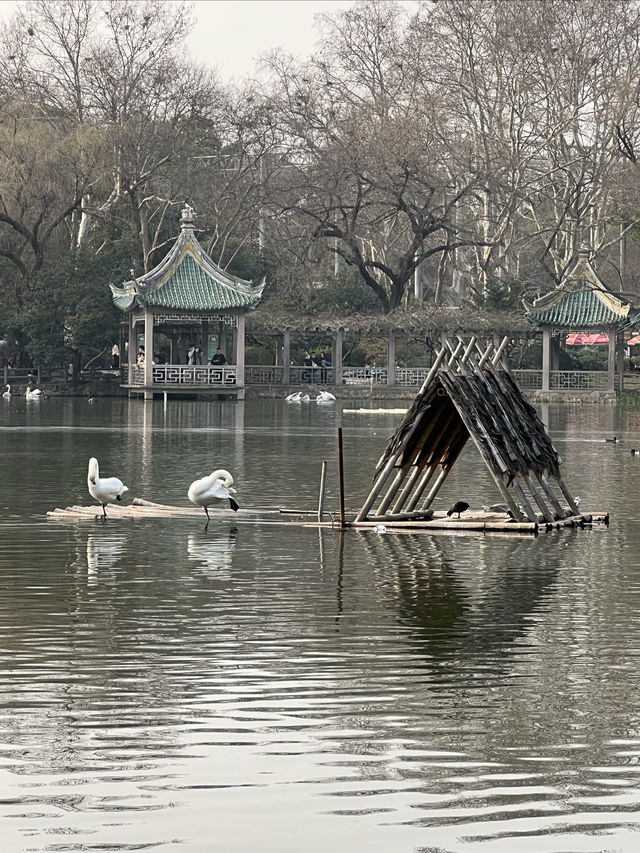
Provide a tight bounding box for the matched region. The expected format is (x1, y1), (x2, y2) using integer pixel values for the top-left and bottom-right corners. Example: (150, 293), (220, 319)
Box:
(318, 460), (327, 523)
(338, 428), (346, 526)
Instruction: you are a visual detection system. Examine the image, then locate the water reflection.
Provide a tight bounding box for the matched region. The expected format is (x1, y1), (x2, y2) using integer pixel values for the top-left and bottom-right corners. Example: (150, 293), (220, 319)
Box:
(86, 532), (126, 584)
(357, 532), (559, 669)
(187, 528), (237, 580)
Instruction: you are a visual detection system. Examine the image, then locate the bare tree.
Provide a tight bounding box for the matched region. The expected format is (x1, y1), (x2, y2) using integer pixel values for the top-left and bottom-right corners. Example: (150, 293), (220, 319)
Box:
(259, 1), (488, 312)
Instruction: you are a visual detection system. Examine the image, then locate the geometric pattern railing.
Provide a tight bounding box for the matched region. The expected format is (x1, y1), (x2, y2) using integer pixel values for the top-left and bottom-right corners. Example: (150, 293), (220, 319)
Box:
(512, 369), (543, 389)
(129, 364), (237, 386)
(245, 366), (335, 385)
(342, 367), (389, 384)
(550, 370), (615, 390)
(245, 365), (284, 385)
(122, 363), (620, 391)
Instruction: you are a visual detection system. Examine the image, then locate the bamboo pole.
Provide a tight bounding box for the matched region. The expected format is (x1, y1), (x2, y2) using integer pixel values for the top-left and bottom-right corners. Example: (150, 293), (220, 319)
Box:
(367, 510), (436, 522)
(491, 334), (510, 367)
(554, 476), (581, 515)
(380, 405), (458, 514)
(511, 480), (538, 522)
(476, 340), (494, 368)
(537, 472), (567, 518)
(420, 468), (451, 510)
(406, 420), (468, 511)
(338, 428), (346, 526)
(318, 460), (327, 523)
(352, 518), (538, 532)
(370, 347), (449, 473)
(524, 473), (555, 523)
(490, 476), (528, 522)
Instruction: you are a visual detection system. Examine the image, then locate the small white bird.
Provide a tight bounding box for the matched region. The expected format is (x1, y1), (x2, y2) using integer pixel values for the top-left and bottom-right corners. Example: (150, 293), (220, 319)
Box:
(188, 469), (239, 526)
(87, 457), (129, 519)
(25, 387), (45, 399)
(2, 384), (10, 399)
(316, 390), (336, 403)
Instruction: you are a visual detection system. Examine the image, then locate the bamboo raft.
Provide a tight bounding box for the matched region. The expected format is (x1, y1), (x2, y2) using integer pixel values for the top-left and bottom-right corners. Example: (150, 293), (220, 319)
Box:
(47, 498), (608, 535)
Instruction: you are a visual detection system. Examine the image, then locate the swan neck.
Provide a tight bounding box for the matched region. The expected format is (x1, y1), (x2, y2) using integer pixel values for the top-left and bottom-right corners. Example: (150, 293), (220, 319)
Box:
(210, 469), (233, 487)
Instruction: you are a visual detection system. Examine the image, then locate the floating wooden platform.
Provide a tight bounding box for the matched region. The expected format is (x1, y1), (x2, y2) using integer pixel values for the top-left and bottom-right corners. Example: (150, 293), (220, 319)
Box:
(47, 498), (608, 535)
(343, 408), (408, 414)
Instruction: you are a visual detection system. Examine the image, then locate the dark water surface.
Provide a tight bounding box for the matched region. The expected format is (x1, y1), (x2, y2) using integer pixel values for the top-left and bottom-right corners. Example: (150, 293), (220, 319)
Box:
(1, 396), (640, 852)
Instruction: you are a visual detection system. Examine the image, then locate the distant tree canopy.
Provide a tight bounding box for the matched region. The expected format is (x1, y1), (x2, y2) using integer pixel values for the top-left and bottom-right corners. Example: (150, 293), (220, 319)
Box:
(2, 0), (640, 365)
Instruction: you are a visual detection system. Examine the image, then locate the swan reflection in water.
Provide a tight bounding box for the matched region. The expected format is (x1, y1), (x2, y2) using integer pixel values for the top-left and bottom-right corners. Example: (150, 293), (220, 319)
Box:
(187, 529), (237, 580)
(86, 533), (127, 584)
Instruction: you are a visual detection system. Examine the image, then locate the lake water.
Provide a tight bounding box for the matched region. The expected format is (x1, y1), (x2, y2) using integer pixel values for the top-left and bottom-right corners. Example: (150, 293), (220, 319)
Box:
(0, 395), (639, 852)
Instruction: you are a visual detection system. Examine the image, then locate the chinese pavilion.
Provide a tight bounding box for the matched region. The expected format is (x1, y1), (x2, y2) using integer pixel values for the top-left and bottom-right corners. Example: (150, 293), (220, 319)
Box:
(110, 205), (264, 399)
(524, 247), (637, 394)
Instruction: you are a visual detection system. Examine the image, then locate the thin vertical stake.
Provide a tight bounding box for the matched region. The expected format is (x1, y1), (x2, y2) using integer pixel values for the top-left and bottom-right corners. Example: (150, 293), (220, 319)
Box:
(338, 427), (346, 526)
(318, 460), (327, 523)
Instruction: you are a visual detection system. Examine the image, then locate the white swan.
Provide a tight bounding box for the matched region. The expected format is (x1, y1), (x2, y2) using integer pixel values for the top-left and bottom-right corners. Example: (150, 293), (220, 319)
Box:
(286, 391), (302, 402)
(2, 384), (10, 399)
(316, 390), (336, 403)
(188, 469), (239, 525)
(87, 457), (129, 518)
(25, 386), (45, 399)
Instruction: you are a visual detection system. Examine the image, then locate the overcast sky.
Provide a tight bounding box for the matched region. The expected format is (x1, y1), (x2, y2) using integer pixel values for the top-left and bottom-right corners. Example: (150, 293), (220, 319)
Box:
(188, 1), (357, 80)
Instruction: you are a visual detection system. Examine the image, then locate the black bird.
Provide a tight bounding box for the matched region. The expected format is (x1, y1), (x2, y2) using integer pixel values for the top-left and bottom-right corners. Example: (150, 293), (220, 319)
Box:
(447, 500), (470, 518)
(605, 436), (618, 443)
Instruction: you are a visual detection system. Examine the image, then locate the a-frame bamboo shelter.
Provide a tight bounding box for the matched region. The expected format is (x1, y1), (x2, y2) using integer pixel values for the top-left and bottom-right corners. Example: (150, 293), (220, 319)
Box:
(354, 336), (592, 532)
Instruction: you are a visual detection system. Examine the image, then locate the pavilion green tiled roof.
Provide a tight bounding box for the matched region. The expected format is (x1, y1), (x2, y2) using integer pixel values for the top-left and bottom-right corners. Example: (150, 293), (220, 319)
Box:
(110, 206), (264, 313)
(524, 252), (635, 329)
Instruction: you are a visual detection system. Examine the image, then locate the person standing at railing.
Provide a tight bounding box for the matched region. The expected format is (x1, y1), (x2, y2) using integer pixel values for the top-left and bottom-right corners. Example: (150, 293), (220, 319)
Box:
(319, 351), (330, 383)
(187, 345), (196, 365)
(211, 347), (226, 366)
(309, 351), (320, 382)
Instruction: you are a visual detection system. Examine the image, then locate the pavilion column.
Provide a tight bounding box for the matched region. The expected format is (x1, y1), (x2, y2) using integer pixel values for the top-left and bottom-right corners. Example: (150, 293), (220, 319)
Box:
(143, 307), (154, 398)
(128, 312), (135, 381)
(236, 314), (245, 388)
(282, 330), (290, 385)
(387, 331), (396, 386)
(616, 331), (625, 391)
(607, 331), (616, 392)
(333, 330), (343, 386)
(551, 335), (560, 371)
(542, 327), (551, 392)
(201, 319), (209, 363)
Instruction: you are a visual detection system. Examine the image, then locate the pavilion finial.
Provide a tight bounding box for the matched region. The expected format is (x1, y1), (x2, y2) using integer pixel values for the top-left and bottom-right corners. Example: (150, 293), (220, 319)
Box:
(180, 203), (196, 231)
